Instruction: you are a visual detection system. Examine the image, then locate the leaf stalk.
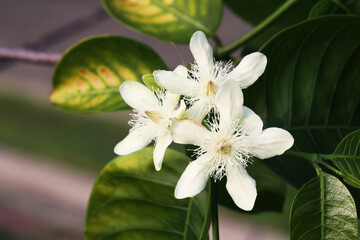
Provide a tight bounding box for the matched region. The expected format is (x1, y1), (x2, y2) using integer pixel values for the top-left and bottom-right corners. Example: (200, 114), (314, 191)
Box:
(211, 180), (220, 240)
(214, 0), (297, 58)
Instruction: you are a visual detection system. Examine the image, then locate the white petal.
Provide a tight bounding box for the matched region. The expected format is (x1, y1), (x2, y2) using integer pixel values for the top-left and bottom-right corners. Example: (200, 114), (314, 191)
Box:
(114, 127), (154, 155)
(154, 70), (198, 96)
(164, 92), (180, 109)
(226, 166), (257, 211)
(172, 100), (186, 119)
(175, 155), (209, 199)
(120, 81), (160, 113)
(189, 31), (214, 76)
(171, 119), (210, 145)
(215, 79), (244, 125)
(245, 128), (294, 159)
(242, 106), (263, 136)
(226, 52), (267, 88)
(153, 130), (172, 171)
(173, 65), (188, 78)
(183, 102), (208, 122)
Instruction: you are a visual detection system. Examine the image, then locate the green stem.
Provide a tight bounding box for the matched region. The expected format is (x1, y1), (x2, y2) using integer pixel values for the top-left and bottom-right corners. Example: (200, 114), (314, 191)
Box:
(284, 150), (318, 162)
(213, 35), (223, 48)
(215, 0), (297, 58)
(317, 159), (356, 182)
(211, 180), (220, 240)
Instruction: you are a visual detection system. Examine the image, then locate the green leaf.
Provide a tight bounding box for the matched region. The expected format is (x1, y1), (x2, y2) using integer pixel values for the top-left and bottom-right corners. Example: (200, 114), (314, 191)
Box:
(224, 0), (285, 25)
(51, 35), (166, 113)
(218, 159), (287, 213)
(290, 172), (358, 239)
(142, 74), (161, 91)
(245, 16), (360, 188)
(228, 0), (322, 49)
(103, 0), (222, 43)
(308, 0), (345, 18)
(85, 147), (211, 240)
(331, 129), (360, 188)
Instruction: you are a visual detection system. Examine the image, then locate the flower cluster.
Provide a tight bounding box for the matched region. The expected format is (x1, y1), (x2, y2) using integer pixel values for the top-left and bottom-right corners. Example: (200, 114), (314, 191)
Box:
(114, 31), (294, 211)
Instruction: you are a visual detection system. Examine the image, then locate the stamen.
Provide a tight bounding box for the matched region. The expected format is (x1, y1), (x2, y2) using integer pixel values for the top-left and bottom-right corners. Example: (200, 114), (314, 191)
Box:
(216, 140), (232, 155)
(205, 81), (218, 96)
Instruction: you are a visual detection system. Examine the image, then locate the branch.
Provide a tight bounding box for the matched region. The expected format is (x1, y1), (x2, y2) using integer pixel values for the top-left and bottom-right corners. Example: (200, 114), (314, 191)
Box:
(0, 7), (108, 69)
(0, 47), (61, 65)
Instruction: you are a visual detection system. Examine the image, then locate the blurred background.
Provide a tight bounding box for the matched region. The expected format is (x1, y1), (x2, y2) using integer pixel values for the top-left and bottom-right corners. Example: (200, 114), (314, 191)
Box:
(0, 1), (294, 239)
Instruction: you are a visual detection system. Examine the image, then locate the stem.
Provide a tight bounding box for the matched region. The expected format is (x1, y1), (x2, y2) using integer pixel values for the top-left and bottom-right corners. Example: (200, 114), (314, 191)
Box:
(213, 35), (223, 48)
(215, 0), (297, 58)
(211, 180), (220, 240)
(0, 47), (61, 65)
(284, 150), (318, 163)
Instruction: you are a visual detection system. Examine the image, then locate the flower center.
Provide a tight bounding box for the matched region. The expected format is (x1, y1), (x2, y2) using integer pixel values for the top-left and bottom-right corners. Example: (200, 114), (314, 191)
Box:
(205, 81), (218, 96)
(145, 111), (163, 124)
(216, 140), (232, 155)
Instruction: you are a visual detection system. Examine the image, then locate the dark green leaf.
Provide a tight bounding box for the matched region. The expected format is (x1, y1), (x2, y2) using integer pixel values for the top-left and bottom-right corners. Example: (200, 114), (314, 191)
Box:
(229, 0), (322, 49)
(103, 0), (222, 43)
(85, 147), (210, 240)
(224, 0), (285, 25)
(51, 35), (166, 113)
(290, 172), (358, 239)
(308, 0), (345, 18)
(218, 159), (287, 213)
(245, 16), (360, 188)
(331, 129), (360, 189)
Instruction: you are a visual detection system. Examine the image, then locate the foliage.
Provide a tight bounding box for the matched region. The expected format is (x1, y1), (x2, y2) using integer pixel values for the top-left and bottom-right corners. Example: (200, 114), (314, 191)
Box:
(85, 148), (211, 240)
(50, 0), (360, 239)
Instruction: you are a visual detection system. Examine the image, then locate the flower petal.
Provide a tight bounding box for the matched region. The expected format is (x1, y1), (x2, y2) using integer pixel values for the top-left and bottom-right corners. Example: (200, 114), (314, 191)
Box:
(154, 70), (198, 96)
(153, 130), (172, 171)
(242, 106), (263, 136)
(164, 92), (180, 109)
(226, 52), (267, 88)
(120, 81), (160, 113)
(215, 79), (244, 125)
(172, 99), (186, 119)
(174, 155), (210, 199)
(189, 31), (213, 76)
(183, 101), (208, 122)
(245, 127), (294, 159)
(173, 65), (188, 78)
(171, 119), (210, 145)
(226, 166), (257, 211)
(114, 126), (154, 155)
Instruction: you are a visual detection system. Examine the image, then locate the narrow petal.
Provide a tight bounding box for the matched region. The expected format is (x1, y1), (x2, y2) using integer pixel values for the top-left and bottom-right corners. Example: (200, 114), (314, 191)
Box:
(164, 92), (180, 109)
(226, 166), (257, 211)
(215, 79), (244, 125)
(242, 106), (263, 136)
(245, 128), (294, 159)
(153, 130), (172, 171)
(226, 52), (267, 88)
(114, 127), (154, 155)
(172, 100), (186, 119)
(189, 31), (213, 76)
(183, 101), (208, 122)
(175, 155), (210, 199)
(154, 70), (198, 96)
(171, 119), (210, 145)
(120, 81), (160, 113)
(173, 65), (188, 78)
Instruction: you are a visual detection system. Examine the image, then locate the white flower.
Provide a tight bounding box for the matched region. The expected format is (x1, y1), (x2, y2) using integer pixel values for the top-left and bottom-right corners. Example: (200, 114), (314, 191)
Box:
(114, 78), (185, 171)
(171, 80), (294, 211)
(154, 31), (267, 121)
